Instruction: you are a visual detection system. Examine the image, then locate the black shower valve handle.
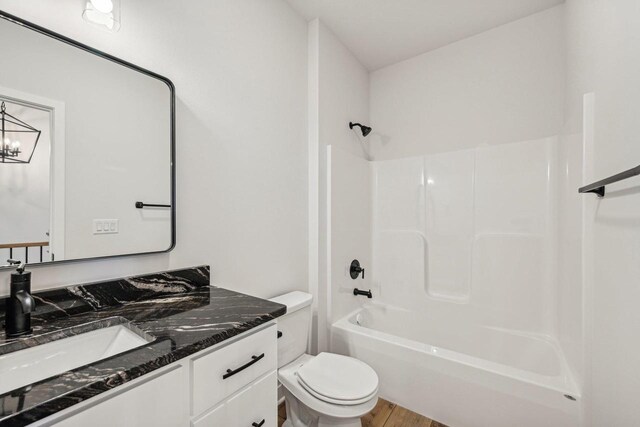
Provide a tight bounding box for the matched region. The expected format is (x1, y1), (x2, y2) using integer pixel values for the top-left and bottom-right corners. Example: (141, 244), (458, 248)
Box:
(350, 259), (365, 280)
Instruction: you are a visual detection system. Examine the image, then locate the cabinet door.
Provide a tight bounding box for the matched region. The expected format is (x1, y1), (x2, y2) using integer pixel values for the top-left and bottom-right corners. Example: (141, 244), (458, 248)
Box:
(54, 365), (188, 427)
(193, 371), (277, 427)
(227, 372), (277, 427)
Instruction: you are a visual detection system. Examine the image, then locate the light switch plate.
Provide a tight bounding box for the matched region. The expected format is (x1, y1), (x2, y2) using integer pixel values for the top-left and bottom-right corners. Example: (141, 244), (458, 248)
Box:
(93, 219), (119, 235)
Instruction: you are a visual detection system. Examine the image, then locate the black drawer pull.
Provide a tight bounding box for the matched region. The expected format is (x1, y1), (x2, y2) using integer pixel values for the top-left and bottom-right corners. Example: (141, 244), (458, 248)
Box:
(222, 353), (265, 380)
(252, 420), (265, 427)
(277, 330), (283, 339)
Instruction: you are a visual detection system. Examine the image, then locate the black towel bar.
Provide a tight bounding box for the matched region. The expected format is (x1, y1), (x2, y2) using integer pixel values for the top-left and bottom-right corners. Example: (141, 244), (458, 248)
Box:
(578, 164), (640, 197)
(135, 201), (171, 209)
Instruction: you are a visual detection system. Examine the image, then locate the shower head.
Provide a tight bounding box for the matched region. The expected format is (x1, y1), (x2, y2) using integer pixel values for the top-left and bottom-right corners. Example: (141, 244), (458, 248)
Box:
(349, 122), (372, 137)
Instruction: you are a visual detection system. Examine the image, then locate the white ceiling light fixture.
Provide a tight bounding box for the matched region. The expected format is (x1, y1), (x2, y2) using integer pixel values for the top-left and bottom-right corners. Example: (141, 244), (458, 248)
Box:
(82, 0), (121, 32)
(90, 0), (114, 14)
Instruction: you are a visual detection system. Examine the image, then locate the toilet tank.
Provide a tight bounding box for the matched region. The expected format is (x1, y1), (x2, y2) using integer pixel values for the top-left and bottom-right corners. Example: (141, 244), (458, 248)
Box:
(269, 291), (313, 368)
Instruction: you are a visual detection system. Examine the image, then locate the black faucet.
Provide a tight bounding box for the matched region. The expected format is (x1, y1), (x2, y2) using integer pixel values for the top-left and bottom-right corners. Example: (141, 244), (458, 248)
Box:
(353, 288), (373, 299)
(5, 260), (35, 338)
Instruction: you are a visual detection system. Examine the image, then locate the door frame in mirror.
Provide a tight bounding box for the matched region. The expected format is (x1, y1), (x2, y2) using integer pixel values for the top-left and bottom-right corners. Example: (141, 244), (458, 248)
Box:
(0, 86), (66, 262)
(0, 10), (176, 270)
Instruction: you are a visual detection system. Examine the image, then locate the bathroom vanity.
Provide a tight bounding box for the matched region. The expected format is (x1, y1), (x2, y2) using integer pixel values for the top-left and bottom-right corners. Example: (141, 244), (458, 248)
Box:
(0, 266), (286, 427)
(0, 12), (286, 427)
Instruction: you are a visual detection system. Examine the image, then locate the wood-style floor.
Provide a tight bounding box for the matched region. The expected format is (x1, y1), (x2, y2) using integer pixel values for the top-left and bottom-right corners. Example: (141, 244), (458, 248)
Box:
(278, 398), (450, 427)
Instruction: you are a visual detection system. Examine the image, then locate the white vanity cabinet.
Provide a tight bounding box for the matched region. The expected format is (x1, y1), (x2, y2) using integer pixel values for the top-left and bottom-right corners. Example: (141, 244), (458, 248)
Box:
(190, 321), (277, 427)
(36, 322), (278, 427)
(48, 364), (189, 427)
(193, 372), (277, 427)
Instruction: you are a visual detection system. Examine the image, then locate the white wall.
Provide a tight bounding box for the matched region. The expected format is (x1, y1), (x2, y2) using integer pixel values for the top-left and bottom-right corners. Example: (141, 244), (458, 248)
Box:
(369, 6), (565, 160)
(0, 0), (309, 300)
(565, 0), (640, 425)
(308, 19), (369, 352)
(327, 146), (372, 325)
(317, 23), (370, 161)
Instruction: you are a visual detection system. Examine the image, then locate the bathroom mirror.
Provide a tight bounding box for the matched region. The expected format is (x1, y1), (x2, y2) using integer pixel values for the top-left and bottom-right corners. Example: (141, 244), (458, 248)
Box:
(0, 11), (175, 269)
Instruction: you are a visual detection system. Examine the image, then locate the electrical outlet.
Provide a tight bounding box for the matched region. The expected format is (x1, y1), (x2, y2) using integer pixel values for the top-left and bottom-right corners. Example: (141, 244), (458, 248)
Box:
(93, 219), (119, 235)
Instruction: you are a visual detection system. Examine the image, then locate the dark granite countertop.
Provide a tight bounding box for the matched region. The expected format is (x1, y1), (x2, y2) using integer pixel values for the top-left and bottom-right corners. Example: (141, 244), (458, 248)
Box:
(0, 266), (286, 426)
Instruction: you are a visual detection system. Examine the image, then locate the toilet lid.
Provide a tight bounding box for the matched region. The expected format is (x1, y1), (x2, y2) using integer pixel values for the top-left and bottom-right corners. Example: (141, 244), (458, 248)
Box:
(296, 353), (378, 405)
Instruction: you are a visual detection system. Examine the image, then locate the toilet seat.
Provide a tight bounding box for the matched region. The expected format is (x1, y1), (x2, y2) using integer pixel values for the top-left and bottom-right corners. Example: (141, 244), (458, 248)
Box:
(296, 352), (379, 406)
(278, 354), (378, 420)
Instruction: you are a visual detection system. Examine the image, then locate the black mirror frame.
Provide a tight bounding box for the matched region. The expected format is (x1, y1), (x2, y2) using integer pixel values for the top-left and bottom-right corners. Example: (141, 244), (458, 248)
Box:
(0, 10), (176, 269)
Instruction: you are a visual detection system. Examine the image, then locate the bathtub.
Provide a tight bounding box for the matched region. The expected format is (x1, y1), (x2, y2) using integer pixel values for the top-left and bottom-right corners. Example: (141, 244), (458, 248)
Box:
(331, 303), (580, 427)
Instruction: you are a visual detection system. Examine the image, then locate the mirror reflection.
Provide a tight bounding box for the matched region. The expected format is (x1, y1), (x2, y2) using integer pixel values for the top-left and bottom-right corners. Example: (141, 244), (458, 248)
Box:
(0, 14), (174, 268)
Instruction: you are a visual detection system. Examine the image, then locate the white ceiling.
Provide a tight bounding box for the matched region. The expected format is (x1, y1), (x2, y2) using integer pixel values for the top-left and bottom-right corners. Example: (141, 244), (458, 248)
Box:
(285, 0), (564, 70)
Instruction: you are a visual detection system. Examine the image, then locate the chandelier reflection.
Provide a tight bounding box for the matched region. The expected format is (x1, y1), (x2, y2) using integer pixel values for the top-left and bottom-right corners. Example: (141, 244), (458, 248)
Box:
(0, 101), (41, 164)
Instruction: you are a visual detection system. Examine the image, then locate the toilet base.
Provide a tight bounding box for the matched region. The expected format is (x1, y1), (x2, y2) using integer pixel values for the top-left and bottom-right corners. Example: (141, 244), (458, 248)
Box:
(282, 420), (361, 427)
(283, 389), (363, 427)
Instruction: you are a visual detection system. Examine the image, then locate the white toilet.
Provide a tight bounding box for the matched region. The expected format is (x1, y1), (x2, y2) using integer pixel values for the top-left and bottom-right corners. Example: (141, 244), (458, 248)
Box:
(270, 291), (379, 427)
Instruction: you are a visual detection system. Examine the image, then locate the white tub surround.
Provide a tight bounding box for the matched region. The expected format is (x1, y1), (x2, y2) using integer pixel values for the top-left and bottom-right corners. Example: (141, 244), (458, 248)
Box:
(327, 136), (581, 427)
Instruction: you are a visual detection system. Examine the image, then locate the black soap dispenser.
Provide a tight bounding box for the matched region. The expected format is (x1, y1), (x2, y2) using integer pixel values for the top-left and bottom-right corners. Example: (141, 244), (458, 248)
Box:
(5, 260), (35, 337)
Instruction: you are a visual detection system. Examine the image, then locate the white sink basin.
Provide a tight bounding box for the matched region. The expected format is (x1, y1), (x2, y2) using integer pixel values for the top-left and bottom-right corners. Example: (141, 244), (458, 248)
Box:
(0, 323), (153, 396)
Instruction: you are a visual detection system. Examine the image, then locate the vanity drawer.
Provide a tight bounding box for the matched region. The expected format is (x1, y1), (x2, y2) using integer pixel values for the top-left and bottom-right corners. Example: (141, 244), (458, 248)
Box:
(192, 324), (277, 415)
(193, 371), (277, 427)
